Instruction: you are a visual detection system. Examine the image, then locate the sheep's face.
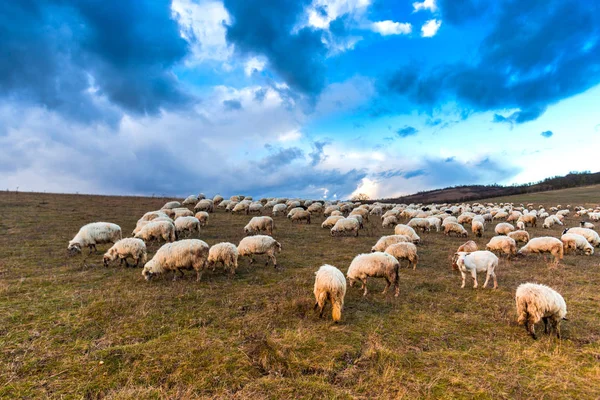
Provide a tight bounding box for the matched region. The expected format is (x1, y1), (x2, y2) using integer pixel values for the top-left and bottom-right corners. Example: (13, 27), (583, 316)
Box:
(142, 268), (154, 281)
(585, 247), (593, 256)
(348, 277), (357, 287)
(67, 243), (81, 256)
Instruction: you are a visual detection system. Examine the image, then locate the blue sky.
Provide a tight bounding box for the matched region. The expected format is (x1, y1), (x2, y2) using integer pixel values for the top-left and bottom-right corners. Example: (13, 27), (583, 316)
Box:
(1, 0), (599, 199)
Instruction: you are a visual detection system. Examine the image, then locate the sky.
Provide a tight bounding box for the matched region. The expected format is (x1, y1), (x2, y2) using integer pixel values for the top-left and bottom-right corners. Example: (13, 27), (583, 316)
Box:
(1, 0), (599, 200)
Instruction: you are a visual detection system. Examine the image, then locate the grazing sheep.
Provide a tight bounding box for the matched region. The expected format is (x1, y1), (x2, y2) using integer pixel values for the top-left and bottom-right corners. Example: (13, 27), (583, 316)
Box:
(244, 216), (274, 236)
(494, 222), (515, 236)
(516, 221), (525, 230)
(139, 210), (170, 222)
(427, 217), (442, 232)
(194, 211), (209, 227)
(134, 220), (177, 243)
(561, 233), (594, 255)
(517, 214), (537, 227)
(307, 202), (324, 214)
(518, 237), (564, 265)
(173, 208), (194, 219)
(457, 240), (478, 253)
(213, 195), (224, 205)
(321, 215), (344, 229)
(346, 252), (400, 297)
(350, 208), (369, 221)
(454, 251), (499, 289)
(472, 220), (484, 237)
(382, 216), (398, 228)
(394, 224), (421, 243)
(174, 216), (201, 237)
(207, 242), (239, 274)
(291, 210), (311, 224)
(313, 265), (346, 322)
(68, 222), (122, 255)
(493, 211), (509, 220)
(371, 235), (412, 252)
(486, 236), (517, 257)
(515, 283), (567, 339)
(331, 210), (343, 216)
(408, 218), (431, 233)
(444, 222), (468, 238)
(457, 214), (474, 225)
(237, 235), (282, 268)
(347, 214), (364, 229)
(248, 203), (264, 214)
(232, 202), (250, 215)
(331, 218), (360, 237)
(182, 195), (199, 205)
(272, 203), (288, 216)
(580, 221), (595, 230)
(543, 215), (563, 229)
(508, 230), (530, 244)
(563, 227), (600, 247)
(103, 238), (147, 268)
(324, 205), (340, 217)
(132, 216), (173, 235)
(195, 199), (214, 213)
(385, 242), (418, 269)
(161, 201), (181, 210)
(142, 239), (209, 281)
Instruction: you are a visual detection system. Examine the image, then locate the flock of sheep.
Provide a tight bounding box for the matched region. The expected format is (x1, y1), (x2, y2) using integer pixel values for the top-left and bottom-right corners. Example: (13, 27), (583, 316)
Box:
(66, 194), (600, 340)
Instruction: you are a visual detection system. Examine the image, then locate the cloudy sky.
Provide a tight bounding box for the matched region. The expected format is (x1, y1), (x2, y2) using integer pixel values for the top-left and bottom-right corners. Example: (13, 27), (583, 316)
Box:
(1, 0), (599, 199)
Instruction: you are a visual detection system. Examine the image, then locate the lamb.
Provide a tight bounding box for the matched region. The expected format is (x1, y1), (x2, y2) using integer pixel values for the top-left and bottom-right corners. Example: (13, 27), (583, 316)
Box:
(291, 210), (311, 224)
(508, 230), (530, 244)
(454, 251), (499, 289)
(142, 239), (209, 281)
(407, 217), (431, 233)
(382, 216), (398, 228)
(244, 216), (274, 236)
(207, 242), (239, 274)
(563, 227), (600, 247)
(385, 242), (418, 269)
(472, 220), (484, 237)
(103, 238), (147, 268)
(134, 220), (177, 243)
(194, 211), (209, 227)
(371, 235), (412, 252)
(394, 224), (421, 243)
(68, 222), (122, 255)
(443, 221), (468, 238)
(493, 211), (509, 220)
(174, 216), (201, 237)
(561, 233), (594, 255)
(346, 252), (400, 297)
(321, 215), (344, 229)
(515, 283), (567, 339)
(542, 215), (562, 229)
(486, 236), (517, 257)
(331, 218), (360, 237)
(313, 265), (347, 322)
(494, 222), (515, 236)
(518, 237), (564, 265)
(161, 201), (181, 210)
(237, 235), (282, 268)
(580, 221), (595, 230)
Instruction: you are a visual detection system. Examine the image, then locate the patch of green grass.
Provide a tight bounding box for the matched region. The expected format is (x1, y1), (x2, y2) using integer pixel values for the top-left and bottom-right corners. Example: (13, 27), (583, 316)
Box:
(1, 189), (600, 398)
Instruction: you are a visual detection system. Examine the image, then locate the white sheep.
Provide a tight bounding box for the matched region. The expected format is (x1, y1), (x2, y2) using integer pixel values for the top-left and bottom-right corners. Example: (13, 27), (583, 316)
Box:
(515, 283), (567, 339)
(237, 235), (282, 268)
(486, 236), (517, 257)
(142, 239), (209, 281)
(561, 233), (594, 255)
(103, 238), (147, 268)
(313, 265), (346, 322)
(132, 216), (173, 235)
(207, 242), (239, 274)
(427, 217), (442, 232)
(494, 222), (515, 236)
(580, 221), (595, 230)
(173, 208), (194, 219)
(507, 230), (530, 244)
(443, 221), (468, 238)
(346, 252), (400, 297)
(452, 241), (478, 269)
(331, 218), (360, 237)
(516, 221), (525, 230)
(134, 220), (177, 243)
(347, 214), (364, 229)
(407, 218), (431, 233)
(394, 224), (421, 243)
(382, 216), (398, 228)
(139, 210), (170, 222)
(68, 222), (122, 255)
(371, 235), (412, 252)
(321, 215), (344, 229)
(244, 216), (274, 236)
(542, 215), (562, 229)
(454, 251), (499, 289)
(385, 242), (418, 269)
(161, 201), (181, 210)
(518, 237), (564, 265)
(248, 203), (264, 214)
(563, 227), (600, 247)
(195, 199), (214, 213)
(182, 195), (199, 205)
(291, 210), (311, 224)
(194, 211), (209, 227)
(472, 220), (484, 237)
(174, 216), (201, 237)
(272, 203), (288, 216)
(517, 214), (537, 227)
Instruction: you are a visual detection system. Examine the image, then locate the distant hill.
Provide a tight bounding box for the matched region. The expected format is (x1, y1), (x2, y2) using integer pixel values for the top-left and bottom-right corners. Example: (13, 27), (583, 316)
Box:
(376, 171), (600, 204)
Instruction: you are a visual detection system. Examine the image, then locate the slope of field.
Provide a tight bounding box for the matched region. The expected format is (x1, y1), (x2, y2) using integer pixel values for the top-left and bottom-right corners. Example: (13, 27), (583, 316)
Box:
(478, 184), (600, 207)
(1, 192), (600, 398)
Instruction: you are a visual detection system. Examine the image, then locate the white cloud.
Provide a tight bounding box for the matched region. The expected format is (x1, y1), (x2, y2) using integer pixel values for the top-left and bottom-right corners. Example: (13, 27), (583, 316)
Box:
(244, 57), (267, 76)
(371, 20), (412, 36)
(278, 130), (302, 142)
(303, 0), (372, 30)
(171, 0), (232, 64)
(421, 19), (442, 37)
(412, 0), (437, 13)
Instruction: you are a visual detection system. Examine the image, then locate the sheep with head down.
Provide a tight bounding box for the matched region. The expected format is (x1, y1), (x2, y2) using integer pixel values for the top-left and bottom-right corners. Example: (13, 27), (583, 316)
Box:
(394, 224), (421, 243)
(103, 238), (147, 268)
(346, 252), (400, 297)
(237, 235), (282, 268)
(382, 216), (398, 228)
(444, 222), (468, 238)
(134, 220), (177, 243)
(561, 233), (594, 255)
(194, 211), (209, 227)
(516, 283), (567, 339)
(331, 218), (360, 237)
(371, 235), (412, 252)
(244, 216), (274, 236)
(454, 251), (499, 289)
(563, 227), (600, 247)
(486, 236), (517, 257)
(508, 230), (530, 244)
(174, 216), (201, 238)
(207, 242), (239, 274)
(494, 222), (515, 236)
(385, 242), (418, 270)
(313, 264), (346, 322)
(68, 222), (122, 256)
(518, 237), (564, 265)
(142, 239), (210, 281)
(322, 215), (344, 229)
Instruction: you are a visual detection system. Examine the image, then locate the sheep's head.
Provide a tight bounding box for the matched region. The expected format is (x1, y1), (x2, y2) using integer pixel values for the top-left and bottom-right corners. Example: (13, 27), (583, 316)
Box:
(67, 242), (82, 256)
(142, 264), (155, 281)
(103, 248), (117, 267)
(347, 276), (357, 287)
(451, 253), (460, 270)
(276, 241), (282, 252)
(585, 247), (594, 256)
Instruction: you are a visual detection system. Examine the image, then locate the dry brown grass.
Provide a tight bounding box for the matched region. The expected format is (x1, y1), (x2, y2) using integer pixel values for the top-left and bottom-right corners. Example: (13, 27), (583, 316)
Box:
(1, 190), (600, 399)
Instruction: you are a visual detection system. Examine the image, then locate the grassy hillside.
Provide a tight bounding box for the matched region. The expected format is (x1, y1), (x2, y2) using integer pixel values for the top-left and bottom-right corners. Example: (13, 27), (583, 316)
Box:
(477, 184), (600, 207)
(1, 191), (600, 398)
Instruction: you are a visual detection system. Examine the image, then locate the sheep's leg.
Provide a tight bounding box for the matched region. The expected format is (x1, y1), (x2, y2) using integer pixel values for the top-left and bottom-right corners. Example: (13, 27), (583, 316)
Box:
(553, 318), (561, 339)
(361, 278), (368, 296)
(196, 268), (203, 282)
(460, 272), (466, 288)
(482, 273), (490, 288)
(527, 318), (537, 340)
(492, 272), (498, 289)
(542, 317), (549, 334)
(412, 259), (417, 270)
(394, 273), (400, 297)
(471, 270), (478, 289)
(382, 277), (391, 294)
(269, 253), (278, 269)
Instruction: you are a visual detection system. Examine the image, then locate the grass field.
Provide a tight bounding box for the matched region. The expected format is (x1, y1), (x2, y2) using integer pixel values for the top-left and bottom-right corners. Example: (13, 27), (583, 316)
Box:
(1, 189), (600, 399)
